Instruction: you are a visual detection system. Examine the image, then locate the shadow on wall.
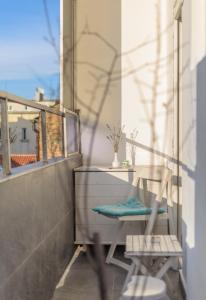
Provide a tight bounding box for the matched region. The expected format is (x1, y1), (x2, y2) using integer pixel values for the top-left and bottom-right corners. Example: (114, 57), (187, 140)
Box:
(178, 55), (206, 300)
(74, 0), (177, 167)
(80, 118), (127, 165)
(75, 0), (122, 166)
(187, 56), (206, 299)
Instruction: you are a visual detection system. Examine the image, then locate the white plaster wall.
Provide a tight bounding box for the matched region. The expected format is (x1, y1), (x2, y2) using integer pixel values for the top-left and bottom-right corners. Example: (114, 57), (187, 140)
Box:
(75, 0), (122, 165)
(121, 0), (173, 166)
(75, 0), (173, 166)
(181, 0), (206, 298)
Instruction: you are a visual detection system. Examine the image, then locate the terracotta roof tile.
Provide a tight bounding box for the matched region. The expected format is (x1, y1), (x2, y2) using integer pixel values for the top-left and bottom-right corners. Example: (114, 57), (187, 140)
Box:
(0, 154), (37, 168)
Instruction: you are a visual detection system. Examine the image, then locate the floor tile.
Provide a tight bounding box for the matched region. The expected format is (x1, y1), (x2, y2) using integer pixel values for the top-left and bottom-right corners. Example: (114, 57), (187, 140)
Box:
(52, 246), (183, 300)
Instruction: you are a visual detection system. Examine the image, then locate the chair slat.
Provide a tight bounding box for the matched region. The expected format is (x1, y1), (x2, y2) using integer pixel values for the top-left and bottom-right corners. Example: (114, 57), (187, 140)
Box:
(126, 235), (133, 252)
(159, 236), (169, 254)
(125, 235), (182, 256)
(170, 235), (183, 253)
(132, 235), (141, 252)
(164, 235), (176, 254)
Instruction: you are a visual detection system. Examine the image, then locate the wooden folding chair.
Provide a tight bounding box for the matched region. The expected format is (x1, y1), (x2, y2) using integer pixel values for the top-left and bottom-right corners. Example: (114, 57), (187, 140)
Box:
(93, 166), (176, 272)
(122, 168), (180, 292)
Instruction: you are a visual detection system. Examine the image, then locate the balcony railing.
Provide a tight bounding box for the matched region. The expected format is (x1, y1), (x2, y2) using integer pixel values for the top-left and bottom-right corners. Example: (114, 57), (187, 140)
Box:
(0, 91), (81, 176)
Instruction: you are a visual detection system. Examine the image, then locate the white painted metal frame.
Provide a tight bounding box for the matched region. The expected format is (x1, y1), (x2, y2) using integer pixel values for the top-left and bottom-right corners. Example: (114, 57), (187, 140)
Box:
(0, 98), (11, 176)
(65, 108), (81, 156)
(40, 110), (48, 164)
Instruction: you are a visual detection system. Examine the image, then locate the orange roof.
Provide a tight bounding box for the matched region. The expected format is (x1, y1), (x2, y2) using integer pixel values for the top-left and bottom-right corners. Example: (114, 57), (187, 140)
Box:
(0, 154), (37, 168)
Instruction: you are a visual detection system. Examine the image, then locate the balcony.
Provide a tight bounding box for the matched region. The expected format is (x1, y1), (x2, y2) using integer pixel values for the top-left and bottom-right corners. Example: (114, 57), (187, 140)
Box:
(0, 88), (184, 300)
(1, 0), (206, 299)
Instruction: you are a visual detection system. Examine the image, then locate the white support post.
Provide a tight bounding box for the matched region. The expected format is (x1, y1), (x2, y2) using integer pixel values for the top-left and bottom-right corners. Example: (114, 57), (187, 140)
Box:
(64, 112), (69, 156)
(168, 176), (176, 235)
(76, 109), (81, 154)
(0, 98), (11, 176)
(41, 110), (48, 163)
(62, 115), (67, 157)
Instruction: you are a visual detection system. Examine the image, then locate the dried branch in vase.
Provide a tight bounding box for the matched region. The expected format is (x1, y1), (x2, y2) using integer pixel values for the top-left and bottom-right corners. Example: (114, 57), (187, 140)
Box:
(106, 124), (124, 153)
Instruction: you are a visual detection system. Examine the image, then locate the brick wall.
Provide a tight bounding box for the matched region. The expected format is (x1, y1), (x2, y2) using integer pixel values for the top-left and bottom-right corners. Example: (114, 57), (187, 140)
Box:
(38, 107), (64, 160)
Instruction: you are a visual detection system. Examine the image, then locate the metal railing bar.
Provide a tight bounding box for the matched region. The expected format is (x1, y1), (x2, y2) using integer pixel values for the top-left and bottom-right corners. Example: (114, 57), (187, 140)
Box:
(0, 98), (11, 175)
(67, 152), (81, 157)
(0, 91), (79, 119)
(76, 109), (81, 154)
(40, 111), (48, 163)
(64, 107), (79, 117)
(0, 91), (64, 117)
(62, 115), (67, 157)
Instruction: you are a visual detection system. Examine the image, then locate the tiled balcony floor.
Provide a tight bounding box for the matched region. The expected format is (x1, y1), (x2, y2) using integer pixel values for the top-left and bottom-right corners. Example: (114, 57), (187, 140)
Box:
(52, 246), (184, 300)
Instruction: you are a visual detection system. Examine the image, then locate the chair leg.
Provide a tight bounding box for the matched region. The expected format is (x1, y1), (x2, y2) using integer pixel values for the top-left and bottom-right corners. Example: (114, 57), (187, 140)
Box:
(122, 261), (136, 293)
(106, 221), (124, 264)
(106, 221), (130, 271)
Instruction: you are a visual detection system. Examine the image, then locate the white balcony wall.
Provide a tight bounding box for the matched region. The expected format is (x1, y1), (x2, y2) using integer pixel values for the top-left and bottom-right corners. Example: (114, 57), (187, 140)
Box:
(72, 0), (173, 166)
(181, 0), (206, 299)
(121, 0), (173, 166)
(75, 0), (122, 165)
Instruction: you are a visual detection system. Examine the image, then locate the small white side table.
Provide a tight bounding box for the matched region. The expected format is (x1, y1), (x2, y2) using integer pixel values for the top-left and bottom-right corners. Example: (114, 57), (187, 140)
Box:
(124, 235), (183, 290)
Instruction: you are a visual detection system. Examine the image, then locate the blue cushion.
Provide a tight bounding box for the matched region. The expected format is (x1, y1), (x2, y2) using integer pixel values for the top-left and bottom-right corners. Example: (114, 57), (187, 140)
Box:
(92, 197), (165, 217)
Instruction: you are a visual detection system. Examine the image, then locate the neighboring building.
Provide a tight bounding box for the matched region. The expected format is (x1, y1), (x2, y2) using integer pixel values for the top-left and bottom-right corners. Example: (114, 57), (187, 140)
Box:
(0, 88), (59, 158)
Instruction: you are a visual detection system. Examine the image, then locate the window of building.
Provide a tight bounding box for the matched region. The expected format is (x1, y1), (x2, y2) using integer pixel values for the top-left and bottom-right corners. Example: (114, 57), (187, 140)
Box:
(22, 128), (27, 141)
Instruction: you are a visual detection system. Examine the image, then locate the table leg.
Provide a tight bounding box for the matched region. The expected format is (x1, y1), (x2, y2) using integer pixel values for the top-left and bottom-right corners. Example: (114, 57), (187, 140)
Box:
(156, 257), (177, 278)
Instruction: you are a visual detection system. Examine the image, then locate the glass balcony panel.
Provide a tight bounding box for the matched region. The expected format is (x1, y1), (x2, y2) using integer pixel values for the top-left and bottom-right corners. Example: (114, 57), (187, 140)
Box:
(7, 100), (40, 168)
(66, 114), (78, 154)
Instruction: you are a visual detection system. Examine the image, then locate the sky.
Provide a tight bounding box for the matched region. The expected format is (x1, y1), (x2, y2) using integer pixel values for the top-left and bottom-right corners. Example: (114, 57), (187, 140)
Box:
(0, 0), (60, 99)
